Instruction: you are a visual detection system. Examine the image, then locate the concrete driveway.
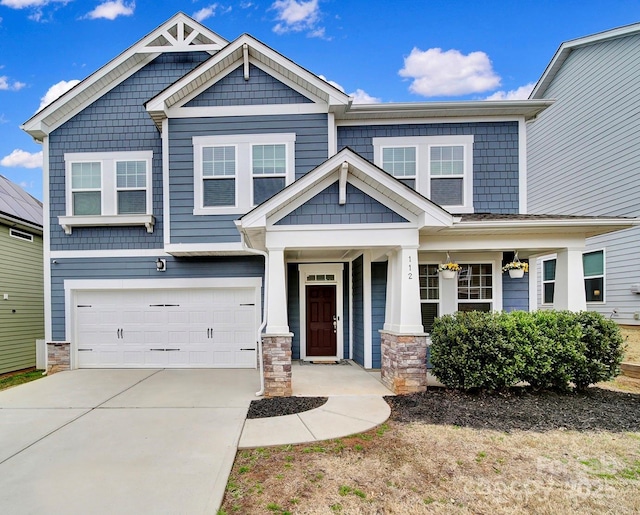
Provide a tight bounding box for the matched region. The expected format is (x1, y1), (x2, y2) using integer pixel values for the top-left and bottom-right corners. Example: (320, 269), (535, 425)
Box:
(0, 369), (258, 514)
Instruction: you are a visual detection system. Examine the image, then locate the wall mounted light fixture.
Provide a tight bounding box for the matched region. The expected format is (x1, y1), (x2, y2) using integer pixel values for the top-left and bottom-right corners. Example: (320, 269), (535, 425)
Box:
(156, 258), (166, 272)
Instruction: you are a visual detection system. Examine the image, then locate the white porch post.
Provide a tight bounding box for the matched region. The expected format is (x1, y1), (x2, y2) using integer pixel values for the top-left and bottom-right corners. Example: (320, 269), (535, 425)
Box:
(265, 247), (290, 333)
(386, 246), (424, 333)
(553, 248), (586, 311)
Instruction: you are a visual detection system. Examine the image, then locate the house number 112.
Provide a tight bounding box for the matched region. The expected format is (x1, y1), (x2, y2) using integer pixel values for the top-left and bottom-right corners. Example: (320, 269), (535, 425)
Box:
(408, 255), (413, 280)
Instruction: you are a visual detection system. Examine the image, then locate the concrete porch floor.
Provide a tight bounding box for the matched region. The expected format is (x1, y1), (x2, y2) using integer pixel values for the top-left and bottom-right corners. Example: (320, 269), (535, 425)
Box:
(290, 359), (394, 396)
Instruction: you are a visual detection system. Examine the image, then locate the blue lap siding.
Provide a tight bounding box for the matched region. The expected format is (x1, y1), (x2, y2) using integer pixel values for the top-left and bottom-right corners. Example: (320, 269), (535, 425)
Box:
(48, 52), (210, 251)
(337, 122), (520, 214)
(50, 256), (264, 341)
(168, 113), (329, 244)
(371, 262), (387, 369)
(502, 272), (529, 312)
(352, 255), (364, 366)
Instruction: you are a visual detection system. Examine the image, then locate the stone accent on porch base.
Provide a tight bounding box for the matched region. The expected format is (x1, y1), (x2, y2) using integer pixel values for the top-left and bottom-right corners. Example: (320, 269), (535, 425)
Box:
(46, 341), (71, 375)
(380, 331), (428, 395)
(262, 333), (293, 397)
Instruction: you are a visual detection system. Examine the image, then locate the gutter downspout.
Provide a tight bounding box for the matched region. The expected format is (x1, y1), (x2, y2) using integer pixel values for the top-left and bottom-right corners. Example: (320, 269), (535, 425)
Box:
(239, 233), (268, 396)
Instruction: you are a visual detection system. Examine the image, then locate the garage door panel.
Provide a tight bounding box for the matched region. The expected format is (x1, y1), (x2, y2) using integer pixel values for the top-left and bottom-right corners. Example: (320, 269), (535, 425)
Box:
(75, 286), (258, 368)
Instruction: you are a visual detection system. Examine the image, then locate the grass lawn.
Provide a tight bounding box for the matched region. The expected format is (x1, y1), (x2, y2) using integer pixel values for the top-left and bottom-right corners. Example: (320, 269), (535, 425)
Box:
(0, 369), (45, 391)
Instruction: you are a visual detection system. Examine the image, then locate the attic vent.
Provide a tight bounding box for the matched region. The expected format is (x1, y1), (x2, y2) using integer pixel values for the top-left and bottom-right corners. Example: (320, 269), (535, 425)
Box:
(9, 228), (33, 242)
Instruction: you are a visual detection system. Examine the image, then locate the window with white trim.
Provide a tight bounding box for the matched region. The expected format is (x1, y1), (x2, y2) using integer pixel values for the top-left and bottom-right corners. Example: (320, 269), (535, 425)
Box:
(64, 151), (153, 218)
(542, 258), (556, 304)
(583, 250), (604, 303)
(457, 263), (493, 312)
(373, 135), (474, 212)
(193, 133), (295, 215)
(419, 264), (439, 332)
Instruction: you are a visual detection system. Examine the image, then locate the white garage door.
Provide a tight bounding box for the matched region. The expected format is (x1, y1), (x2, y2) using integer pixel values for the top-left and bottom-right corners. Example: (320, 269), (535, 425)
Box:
(75, 287), (258, 368)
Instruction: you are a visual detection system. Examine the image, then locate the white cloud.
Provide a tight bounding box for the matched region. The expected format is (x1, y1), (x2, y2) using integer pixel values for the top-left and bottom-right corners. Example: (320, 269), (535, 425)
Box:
(272, 0), (320, 34)
(1, 149), (43, 169)
(0, 75), (26, 91)
(399, 47), (501, 97)
(0, 0), (52, 7)
(485, 82), (535, 101)
(85, 0), (135, 20)
(193, 4), (218, 22)
(38, 79), (80, 111)
(350, 88), (380, 104)
(318, 75), (380, 104)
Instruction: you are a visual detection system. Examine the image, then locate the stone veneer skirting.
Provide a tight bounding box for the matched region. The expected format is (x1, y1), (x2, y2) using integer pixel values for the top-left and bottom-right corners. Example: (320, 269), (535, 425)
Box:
(46, 341), (71, 375)
(262, 334), (293, 397)
(380, 331), (428, 394)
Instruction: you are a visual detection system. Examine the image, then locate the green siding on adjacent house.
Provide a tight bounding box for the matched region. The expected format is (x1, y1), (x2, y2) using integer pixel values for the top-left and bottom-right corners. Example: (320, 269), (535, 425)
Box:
(0, 224), (44, 374)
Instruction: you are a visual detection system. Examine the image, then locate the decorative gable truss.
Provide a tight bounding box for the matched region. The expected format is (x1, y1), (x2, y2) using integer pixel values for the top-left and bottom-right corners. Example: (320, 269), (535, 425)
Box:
(145, 34), (352, 128)
(138, 16), (225, 54)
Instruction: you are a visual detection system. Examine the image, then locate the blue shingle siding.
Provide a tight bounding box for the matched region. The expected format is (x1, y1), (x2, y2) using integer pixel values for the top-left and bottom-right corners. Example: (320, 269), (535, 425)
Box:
(502, 272), (529, 312)
(287, 263), (301, 359)
(352, 255), (364, 367)
(50, 255), (264, 340)
(168, 114), (328, 243)
(337, 122), (520, 214)
(185, 64), (313, 107)
(371, 262), (387, 369)
(48, 52), (210, 251)
(276, 182), (408, 225)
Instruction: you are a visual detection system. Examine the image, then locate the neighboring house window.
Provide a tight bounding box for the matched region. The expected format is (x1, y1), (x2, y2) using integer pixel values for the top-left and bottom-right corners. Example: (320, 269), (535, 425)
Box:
(457, 263), (492, 311)
(373, 135), (474, 213)
(583, 250), (604, 302)
(542, 258), (556, 304)
(64, 151), (153, 217)
(9, 228), (34, 242)
(193, 133), (295, 215)
(419, 264), (439, 332)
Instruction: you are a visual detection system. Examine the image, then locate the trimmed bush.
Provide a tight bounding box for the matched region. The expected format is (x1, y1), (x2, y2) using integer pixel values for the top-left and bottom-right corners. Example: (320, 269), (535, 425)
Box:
(430, 310), (624, 392)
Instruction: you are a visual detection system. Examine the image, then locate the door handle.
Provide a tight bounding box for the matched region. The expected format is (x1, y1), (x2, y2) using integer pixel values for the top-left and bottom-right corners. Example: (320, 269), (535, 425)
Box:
(333, 320), (337, 333)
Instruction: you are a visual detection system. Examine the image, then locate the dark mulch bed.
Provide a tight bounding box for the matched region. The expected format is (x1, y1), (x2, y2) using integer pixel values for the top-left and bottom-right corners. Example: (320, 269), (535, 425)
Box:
(247, 396), (328, 419)
(386, 387), (640, 432)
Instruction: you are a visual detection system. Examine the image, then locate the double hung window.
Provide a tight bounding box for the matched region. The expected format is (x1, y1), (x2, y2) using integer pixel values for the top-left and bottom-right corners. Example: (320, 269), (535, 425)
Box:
(193, 133), (295, 214)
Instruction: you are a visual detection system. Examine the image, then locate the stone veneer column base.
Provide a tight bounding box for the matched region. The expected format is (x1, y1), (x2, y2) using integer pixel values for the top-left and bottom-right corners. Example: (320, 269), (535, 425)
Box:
(380, 331), (427, 395)
(46, 341), (71, 375)
(262, 334), (293, 397)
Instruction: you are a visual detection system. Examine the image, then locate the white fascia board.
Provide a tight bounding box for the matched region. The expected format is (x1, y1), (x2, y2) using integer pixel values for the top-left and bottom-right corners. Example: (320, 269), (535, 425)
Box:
(336, 115), (527, 127)
(419, 233), (587, 252)
(266, 225), (419, 249)
(453, 218), (639, 232)
(166, 103), (328, 119)
(164, 242), (249, 255)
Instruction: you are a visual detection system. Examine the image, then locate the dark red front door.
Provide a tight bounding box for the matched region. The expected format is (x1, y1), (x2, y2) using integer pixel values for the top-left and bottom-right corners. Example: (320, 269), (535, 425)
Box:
(306, 285), (337, 357)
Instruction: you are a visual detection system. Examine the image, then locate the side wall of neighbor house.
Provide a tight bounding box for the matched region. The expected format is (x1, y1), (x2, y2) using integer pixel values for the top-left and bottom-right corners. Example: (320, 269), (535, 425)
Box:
(0, 224), (44, 374)
(527, 35), (640, 324)
(50, 256), (264, 341)
(337, 121), (521, 214)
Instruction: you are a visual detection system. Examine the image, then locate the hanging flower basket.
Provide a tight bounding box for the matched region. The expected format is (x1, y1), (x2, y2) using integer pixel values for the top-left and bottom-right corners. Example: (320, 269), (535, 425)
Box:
(438, 262), (460, 279)
(508, 268), (525, 279)
(502, 260), (528, 278)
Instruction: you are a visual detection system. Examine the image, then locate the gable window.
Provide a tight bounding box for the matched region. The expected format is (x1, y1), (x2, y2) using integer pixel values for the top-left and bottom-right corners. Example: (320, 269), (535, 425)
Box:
(193, 133), (295, 215)
(542, 258), (556, 304)
(60, 151), (154, 234)
(583, 250), (604, 303)
(373, 135), (474, 213)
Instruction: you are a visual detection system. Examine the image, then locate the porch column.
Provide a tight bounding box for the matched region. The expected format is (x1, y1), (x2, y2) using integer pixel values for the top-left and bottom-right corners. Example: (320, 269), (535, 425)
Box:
(263, 247), (292, 397)
(380, 245), (427, 394)
(265, 248), (289, 334)
(553, 247), (586, 311)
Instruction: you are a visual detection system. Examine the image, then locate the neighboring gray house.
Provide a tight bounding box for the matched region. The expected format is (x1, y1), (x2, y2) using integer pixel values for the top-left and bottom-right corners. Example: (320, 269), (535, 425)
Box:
(0, 176), (44, 374)
(21, 13), (635, 395)
(528, 23), (640, 325)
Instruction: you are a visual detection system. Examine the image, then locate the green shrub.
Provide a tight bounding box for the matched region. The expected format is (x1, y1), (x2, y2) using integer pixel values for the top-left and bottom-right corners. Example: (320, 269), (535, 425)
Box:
(430, 309), (625, 392)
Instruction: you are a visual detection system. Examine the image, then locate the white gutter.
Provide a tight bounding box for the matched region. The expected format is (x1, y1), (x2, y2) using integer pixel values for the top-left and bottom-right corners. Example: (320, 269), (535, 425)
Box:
(239, 233), (268, 397)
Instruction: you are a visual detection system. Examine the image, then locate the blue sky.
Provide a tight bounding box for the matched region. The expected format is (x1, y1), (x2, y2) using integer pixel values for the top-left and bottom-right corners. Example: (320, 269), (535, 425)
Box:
(1, 0), (640, 201)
